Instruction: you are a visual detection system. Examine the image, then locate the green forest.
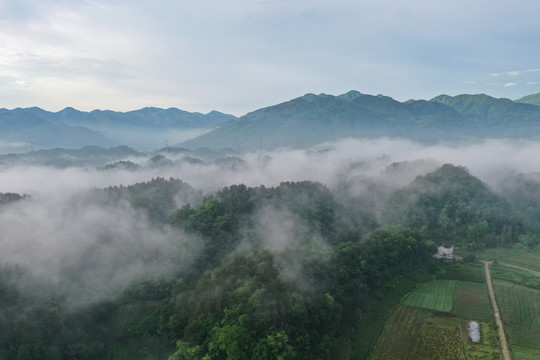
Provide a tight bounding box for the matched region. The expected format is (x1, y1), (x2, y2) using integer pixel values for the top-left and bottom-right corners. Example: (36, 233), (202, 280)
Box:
(0, 163), (538, 360)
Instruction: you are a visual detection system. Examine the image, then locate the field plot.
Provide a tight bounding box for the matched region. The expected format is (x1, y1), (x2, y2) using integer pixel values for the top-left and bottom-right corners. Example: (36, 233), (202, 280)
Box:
(500, 252), (540, 272)
(490, 262), (540, 289)
(512, 345), (540, 360)
(371, 306), (429, 359)
(453, 281), (492, 321)
(372, 274), (500, 359)
(494, 285), (540, 324)
(372, 307), (469, 360)
(437, 262), (485, 283)
(402, 280), (456, 312)
(459, 320), (499, 360)
(494, 284), (540, 359)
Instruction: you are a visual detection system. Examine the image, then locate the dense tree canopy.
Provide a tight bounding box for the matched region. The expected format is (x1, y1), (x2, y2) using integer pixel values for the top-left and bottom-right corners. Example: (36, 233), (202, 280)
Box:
(0, 164), (534, 359)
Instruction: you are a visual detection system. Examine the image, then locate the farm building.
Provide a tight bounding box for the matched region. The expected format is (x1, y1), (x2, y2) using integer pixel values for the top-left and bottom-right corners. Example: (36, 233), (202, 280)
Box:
(433, 244), (454, 261)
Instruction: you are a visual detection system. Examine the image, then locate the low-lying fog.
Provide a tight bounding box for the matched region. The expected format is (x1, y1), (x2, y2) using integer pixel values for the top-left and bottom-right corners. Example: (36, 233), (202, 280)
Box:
(1, 138), (538, 195)
(1, 137), (539, 306)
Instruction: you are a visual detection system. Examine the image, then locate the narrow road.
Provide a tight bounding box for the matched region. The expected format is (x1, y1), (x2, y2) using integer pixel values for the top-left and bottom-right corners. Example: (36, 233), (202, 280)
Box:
(483, 261), (512, 360)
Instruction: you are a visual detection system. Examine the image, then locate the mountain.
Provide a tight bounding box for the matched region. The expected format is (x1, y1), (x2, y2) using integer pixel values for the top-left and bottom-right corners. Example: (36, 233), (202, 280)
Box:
(180, 91), (540, 151)
(516, 92), (540, 106)
(0, 107), (237, 152)
(180, 91), (465, 150)
(0, 109), (116, 151)
(54, 107), (235, 129)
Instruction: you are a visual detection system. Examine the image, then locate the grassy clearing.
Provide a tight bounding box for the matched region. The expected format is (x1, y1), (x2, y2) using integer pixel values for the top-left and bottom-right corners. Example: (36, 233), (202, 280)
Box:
(402, 280), (456, 312)
(453, 281), (492, 321)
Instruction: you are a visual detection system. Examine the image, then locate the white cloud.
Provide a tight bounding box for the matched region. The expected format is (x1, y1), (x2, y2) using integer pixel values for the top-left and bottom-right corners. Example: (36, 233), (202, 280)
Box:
(504, 82), (517, 87)
(1, 0), (540, 112)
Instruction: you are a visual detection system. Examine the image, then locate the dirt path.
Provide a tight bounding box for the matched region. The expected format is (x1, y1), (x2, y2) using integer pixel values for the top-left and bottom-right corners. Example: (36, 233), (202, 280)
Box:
(483, 261), (512, 360)
(498, 261), (540, 277)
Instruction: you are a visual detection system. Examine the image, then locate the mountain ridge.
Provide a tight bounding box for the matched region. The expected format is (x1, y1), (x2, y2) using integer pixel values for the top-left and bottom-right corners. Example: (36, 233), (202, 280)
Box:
(182, 90), (540, 150)
(0, 106), (237, 152)
(3, 91), (540, 153)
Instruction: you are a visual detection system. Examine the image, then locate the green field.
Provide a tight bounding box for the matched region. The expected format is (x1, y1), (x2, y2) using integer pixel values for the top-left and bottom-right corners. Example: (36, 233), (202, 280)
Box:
(494, 284), (540, 325)
(500, 252), (540, 272)
(492, 271), (540, 359)
(372, 306), (467, 360)
(331, 274), (429, 360)
(371, 306), (429, 360)
(460, 247), (540, 273)
(453, 281), (492, 321)
(490, 263), (540, 289)
(512, 345), (540, 360)
(436, 261), (485, 283)
(372, 275), (499, 360)
(402, 280), (456, 312)
(372, 305), (499, 360)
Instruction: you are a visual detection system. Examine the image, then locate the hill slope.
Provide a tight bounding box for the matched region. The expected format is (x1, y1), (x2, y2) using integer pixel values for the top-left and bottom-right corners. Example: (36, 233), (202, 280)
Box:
(181, 91), (540, 151)
(517, 92), (540, 106)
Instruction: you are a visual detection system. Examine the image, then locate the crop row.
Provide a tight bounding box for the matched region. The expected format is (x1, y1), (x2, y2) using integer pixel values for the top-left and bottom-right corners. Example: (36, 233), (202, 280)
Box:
(494, 285), (540, 324)
(506, 324), (540, 350)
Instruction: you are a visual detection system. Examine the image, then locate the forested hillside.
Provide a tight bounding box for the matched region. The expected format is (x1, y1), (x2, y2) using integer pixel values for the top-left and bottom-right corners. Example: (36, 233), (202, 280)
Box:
(0, 163), (536, 359)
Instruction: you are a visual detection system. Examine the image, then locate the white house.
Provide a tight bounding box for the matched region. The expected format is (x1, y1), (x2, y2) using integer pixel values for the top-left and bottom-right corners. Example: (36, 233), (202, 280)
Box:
(433, 244), (454, 261)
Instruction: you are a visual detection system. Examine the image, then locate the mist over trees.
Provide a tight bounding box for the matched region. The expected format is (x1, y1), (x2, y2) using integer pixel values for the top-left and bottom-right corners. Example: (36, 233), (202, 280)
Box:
(0, 137), (540, 359)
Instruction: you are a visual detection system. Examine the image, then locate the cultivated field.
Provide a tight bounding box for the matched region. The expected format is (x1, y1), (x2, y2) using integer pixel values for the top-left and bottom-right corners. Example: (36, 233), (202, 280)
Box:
(436, 261), (485, 283)
(464, 246), (540, 360)
(402, 280), (456, 312)
(372, 277), (499, 360)
(493, 283), (540, 359)
(453, 281), (492, 321)
(372, 305), (499, 360)
(500, 253), (540, 273)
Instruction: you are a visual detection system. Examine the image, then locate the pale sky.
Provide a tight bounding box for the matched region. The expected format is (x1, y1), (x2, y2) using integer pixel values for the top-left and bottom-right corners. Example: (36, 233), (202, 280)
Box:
(1, 0), (540, 115)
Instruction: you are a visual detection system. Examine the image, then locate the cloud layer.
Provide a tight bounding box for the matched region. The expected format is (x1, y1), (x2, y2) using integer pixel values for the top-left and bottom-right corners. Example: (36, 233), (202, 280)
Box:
(1, 1), (540, 114)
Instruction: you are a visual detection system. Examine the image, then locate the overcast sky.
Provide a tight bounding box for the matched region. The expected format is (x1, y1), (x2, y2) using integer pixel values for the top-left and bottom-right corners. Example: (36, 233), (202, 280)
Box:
(1, 0), (539, 115)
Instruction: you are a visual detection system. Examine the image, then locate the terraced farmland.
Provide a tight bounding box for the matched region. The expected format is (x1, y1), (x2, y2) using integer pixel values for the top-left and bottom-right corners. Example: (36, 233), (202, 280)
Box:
(402, 280), (456, 312)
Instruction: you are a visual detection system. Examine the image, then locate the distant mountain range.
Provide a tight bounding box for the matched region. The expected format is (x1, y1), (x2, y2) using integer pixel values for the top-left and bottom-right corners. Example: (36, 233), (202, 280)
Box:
(2, 91), (540, 153)
(181, 91), (540, 150)
(0, 107), (235, 152)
